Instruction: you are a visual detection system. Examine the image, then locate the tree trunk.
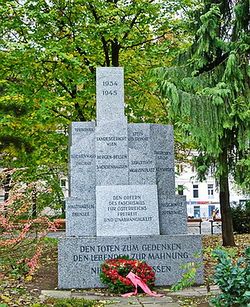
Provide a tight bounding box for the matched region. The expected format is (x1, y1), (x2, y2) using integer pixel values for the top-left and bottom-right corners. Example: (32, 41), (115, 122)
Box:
(31, 187), (37, 218)
(3, 171), (11, 202)
(3, 170), (11, 217)
(219, 147), (235, 246)
(111, 39), (120, 67)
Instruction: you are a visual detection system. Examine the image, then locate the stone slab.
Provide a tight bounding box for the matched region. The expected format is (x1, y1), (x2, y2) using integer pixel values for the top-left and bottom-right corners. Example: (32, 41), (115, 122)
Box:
(95, 121), (128, 185)
(66, 197), (96, 237)
(96, 67), (126, 123)
(150, 124), (175, 197)
(69, 122), (95, 146)
(129, 149), (156, 185)
(96, 184), (160, 236)
(69, 123), (96, 198)
(58, 234), (203, 289)
(159, 195), (187, 235)
(69, 174), (95, 199)
(128, 123), (151, 151)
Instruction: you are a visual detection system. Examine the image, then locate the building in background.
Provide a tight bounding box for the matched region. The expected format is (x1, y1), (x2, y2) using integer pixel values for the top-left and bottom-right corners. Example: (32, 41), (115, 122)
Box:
(175, 162), (249, 219)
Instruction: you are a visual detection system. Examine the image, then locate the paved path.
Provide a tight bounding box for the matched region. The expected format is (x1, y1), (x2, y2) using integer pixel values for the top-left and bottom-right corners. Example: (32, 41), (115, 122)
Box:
(40, 286), (219, 306)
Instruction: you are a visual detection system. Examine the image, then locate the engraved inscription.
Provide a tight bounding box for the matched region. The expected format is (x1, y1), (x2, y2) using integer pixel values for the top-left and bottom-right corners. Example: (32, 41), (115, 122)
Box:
(129, 131), (149, 142)
(74, 128), (95, 132)
(102, 80), (118, 96)
(161, 202), (183, 215)
(72, 242), (190, 278)
(101, 194), (153, 223)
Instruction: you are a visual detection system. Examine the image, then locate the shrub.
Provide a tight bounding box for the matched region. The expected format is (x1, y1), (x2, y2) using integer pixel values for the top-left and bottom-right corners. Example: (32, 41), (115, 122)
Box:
(171, 262), (199, 291)
(0, 170), (58, 278)
(211, 247), (250, 307)
(100, 256), (155, 294)
(231, 201), (250, 234)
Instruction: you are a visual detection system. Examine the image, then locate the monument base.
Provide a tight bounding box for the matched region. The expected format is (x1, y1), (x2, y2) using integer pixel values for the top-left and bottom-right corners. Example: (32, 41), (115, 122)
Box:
(58, 234), (203, 289)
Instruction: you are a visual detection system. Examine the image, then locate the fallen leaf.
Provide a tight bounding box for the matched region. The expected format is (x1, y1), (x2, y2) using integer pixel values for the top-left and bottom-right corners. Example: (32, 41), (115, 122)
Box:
(25, 275), (33, 282)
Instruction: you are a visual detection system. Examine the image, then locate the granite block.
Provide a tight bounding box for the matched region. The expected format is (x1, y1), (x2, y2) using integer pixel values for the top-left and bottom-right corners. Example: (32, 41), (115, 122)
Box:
(69, 126), (96, 198)
(159, 195), (187, 235)
(69, 122), (95, 146)
(95, 121), (128, 185)
(66, 196), (96, 237)
(96, 185), (160, 236)
(58, 234), (203, 289)
(96, 67), (126, 123)
(69, 135), (96, 171)
(69, 176), (95, 200)
(150, 124), (175, 196)
(129, 149), (156, 185)
(128, 124), (151, 151)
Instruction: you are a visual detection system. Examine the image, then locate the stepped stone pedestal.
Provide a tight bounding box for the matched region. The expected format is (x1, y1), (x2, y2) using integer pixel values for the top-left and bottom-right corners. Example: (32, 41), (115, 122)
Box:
(58, 67), (203, 289)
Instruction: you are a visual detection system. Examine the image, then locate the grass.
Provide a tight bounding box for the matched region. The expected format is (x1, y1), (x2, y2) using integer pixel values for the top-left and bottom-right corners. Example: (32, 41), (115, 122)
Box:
(33, 297), (105, 307)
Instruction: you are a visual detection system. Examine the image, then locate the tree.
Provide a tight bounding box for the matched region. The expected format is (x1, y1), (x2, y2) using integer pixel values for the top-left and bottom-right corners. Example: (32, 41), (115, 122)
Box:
(0, 0), (184, 125)
(0, 0), (191, 203)
(156, 0), (249, 246)
(0, 168), (58, 278)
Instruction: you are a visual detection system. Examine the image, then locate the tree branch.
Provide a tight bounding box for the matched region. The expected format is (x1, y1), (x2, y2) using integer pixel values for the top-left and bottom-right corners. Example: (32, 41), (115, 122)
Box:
(51, 108), (71, 120)
(121, 0), (155, 41)
(87, 2), (110, 66)
(122, 11), (141, 41)
(55, 78), (74, 97)
(75, 46), (95, 74)
(123, 33), (169, 49)
(194, 52), (229, 76)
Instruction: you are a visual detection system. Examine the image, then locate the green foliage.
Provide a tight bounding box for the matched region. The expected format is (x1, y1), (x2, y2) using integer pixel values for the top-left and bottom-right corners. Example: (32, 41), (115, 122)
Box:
(0, 238), (36, 278)
(0, 0), (187, 136)
(211, 247), (250, 307)
(32, 298), (99, 307)
(155, 0), (250, 246)
(0, 0), (192, 199)
(231, 201), (250, 234)
(0, 237), (58, 282)
(0, 167), (65, 219)
(156, 0), (250, 182)
(42, 237), (58, 246)
(171, 262), (199, 291)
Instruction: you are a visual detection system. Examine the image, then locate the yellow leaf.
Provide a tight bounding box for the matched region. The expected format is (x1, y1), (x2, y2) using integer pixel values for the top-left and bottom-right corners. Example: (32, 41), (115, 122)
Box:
(0, 295), (11, 303)
(25, 275), (33, 281)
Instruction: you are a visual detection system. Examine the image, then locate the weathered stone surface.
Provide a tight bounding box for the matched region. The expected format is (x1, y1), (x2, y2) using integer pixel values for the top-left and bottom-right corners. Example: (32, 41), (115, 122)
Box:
(159, 195), (187, 235)
(58, 234), (203, 289)
(69, 122), (95, 198)
(69, 122), (95, 146)
(128, 149), (156, 185)
(150, 124), (175, 197)
(67, 121), (96, 237)
(69, 167), (95, 199)
(66, 197), (96, 237)
(128, 124), (151, 151)
(96, 67), (126, 123)
(128, 124), (156, 185)
(96, 185), (159, 236)
(95, 121), (128, 185)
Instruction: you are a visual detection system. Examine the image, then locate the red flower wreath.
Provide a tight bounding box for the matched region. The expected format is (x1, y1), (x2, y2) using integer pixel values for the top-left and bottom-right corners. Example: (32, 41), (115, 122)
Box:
(100, 257), (155, 294)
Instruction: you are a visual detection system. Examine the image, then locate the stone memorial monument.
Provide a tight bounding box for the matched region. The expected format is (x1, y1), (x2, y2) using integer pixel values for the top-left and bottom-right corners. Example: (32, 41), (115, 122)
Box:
(58, 67), (203, 289)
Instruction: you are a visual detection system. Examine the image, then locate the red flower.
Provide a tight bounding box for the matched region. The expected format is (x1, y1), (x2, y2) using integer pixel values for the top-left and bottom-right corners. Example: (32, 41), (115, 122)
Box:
(100, 257), (155, 294)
